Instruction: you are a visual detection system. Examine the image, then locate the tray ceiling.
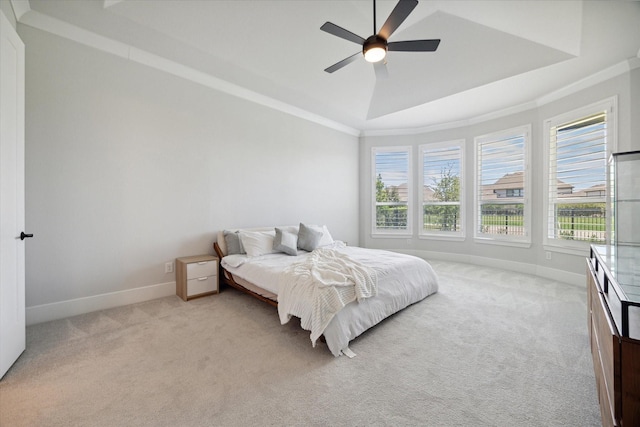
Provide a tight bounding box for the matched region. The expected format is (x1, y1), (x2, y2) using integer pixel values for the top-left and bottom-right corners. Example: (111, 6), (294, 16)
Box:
(23, 0), (640, 134)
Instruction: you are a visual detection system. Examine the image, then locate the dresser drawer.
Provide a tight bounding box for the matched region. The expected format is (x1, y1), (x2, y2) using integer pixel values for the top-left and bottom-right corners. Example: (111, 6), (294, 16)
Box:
(187, 260), (217, 279)
(187, 276), (217, 297)
(592, 289), (619, 424)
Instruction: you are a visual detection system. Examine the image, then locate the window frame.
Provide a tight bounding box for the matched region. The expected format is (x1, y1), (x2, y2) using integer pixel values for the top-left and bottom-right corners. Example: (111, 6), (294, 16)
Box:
(419, 140), (465, 241)
(473, 124), (532, 248)
(371, 146), (413, 237)
(542, 97), (617, 255)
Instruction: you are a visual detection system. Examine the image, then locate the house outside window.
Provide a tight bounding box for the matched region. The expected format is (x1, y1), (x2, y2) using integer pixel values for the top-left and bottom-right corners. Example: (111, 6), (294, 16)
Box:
(419, 141), (464, 240)
(372, 146), (412, 236)
(474, 125), (531, 246)
(543, 98), (615, 253)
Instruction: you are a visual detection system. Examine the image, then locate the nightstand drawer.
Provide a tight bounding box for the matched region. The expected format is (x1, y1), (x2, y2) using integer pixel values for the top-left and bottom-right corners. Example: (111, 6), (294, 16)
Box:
(176, 255), (219, 301)
(187, 276), (217, 297)
(187, 260), (217, 279)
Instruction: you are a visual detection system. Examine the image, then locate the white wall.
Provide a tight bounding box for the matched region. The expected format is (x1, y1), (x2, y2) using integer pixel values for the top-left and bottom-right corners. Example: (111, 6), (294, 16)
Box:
(21, 25), (359, 322)
(359, 68), (640, 283)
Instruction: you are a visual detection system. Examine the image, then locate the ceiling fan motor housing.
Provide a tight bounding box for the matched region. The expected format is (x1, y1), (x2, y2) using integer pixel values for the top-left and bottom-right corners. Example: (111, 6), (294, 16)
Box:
(363, 35), (388, 62)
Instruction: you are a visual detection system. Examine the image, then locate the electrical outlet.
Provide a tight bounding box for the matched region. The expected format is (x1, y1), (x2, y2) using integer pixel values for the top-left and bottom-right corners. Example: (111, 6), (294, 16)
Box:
(545, 252), (552, 260)
(165, 261), (174, 274)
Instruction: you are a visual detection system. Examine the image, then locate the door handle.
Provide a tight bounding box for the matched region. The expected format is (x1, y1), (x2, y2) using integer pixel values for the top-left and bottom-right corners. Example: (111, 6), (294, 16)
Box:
(20, 232), (33, 240)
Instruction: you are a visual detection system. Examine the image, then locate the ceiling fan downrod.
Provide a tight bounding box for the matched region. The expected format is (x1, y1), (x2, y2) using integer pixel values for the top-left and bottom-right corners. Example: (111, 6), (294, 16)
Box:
(373, 0), (377, 35)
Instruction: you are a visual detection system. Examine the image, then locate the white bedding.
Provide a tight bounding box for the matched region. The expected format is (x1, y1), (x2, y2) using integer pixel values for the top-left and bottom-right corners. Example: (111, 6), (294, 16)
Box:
(221, 242), (439, 356)
(278, 246), (378, 346)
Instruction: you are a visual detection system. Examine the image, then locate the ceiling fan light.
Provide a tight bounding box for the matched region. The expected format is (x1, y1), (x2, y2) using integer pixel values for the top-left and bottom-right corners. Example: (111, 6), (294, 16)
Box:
(363, 35), (388, 63)
(364, 46), (386, 63)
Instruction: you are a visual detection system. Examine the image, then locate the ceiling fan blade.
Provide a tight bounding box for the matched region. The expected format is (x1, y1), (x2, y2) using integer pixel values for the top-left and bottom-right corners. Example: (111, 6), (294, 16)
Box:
(388, 39), (440, 52)
(373, 61), (389, 79)
(320, 22), (366, 45)
(324, 52), (361, 73)
(378, 0), (418, 40)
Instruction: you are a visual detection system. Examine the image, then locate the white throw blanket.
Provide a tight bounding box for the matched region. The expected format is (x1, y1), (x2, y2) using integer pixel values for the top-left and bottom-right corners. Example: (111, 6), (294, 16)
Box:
(277, 248), (378, 346)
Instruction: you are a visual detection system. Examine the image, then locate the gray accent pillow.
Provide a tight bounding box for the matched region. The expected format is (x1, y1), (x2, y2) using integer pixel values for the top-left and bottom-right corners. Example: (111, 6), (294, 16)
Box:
(273, 227), (298, 256)
(223, 230), (245, 255)
(297, 223), (322, 252)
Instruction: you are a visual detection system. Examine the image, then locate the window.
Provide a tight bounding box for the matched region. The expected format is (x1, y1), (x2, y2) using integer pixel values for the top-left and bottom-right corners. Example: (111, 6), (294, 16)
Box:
(544, 98), (615, 251)
(420, 141), (464, 239)
(372, 146), (412, 235)
(474, 125), (531, 246)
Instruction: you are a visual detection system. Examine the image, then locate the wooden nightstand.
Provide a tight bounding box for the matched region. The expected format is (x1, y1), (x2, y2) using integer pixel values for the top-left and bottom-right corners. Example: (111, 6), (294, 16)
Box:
(175, 255), (219, 301)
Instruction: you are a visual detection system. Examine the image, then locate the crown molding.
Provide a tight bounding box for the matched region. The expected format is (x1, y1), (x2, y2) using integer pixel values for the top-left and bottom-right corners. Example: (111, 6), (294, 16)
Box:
(363, 57), (636, 138)
(536, 58), (635, 107)
(361, 100), (539, 137)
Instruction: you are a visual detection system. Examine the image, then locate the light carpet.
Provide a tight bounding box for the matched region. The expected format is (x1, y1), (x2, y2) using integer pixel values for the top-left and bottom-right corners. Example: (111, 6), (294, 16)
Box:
(0, 260), (600, 426)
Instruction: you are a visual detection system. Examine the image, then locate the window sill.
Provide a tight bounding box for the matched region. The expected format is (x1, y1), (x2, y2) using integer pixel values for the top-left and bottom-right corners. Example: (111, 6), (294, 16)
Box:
(419, 234), (465, 242)
(371, 233), (413, 239)
(474, 237), (531, 249)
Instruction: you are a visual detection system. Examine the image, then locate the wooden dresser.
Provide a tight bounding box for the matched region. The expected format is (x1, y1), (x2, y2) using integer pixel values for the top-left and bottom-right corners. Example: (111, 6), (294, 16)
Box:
(587, 245), (640, 427)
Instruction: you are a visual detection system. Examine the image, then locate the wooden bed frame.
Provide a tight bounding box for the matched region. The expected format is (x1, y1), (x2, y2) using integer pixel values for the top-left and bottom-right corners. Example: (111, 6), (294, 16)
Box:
(213, 239), (329, 344)
(213, 241), (278, 307)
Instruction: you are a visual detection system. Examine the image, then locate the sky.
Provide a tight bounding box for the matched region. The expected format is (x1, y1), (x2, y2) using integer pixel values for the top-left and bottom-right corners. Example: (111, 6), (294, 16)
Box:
(374, 117), (607, 195)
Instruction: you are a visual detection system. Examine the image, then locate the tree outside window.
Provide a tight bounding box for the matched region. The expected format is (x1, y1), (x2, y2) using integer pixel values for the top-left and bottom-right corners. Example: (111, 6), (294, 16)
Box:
(421, 142), (464, 238)
(372, 147), (412, 235)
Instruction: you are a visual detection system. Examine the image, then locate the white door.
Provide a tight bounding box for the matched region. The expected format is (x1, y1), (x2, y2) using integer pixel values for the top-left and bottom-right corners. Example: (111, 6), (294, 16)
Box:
(0, 9), (26, 380)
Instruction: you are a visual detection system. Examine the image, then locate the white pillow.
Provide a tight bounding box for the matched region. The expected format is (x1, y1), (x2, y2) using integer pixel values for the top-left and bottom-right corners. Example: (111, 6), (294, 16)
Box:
(307, 224), (334, 247)
(222, 254), (248, 268)
(239, 230), (277, 257)
(319, 225), (334, 247)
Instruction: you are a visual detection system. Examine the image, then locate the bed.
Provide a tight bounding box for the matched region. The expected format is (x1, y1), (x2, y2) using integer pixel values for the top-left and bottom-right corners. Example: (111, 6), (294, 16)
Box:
(213, 224), (439, 356)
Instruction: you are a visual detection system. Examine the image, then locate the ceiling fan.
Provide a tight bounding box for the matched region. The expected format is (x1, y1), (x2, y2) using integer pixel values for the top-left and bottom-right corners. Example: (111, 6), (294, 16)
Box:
(320, 0), (440, 78)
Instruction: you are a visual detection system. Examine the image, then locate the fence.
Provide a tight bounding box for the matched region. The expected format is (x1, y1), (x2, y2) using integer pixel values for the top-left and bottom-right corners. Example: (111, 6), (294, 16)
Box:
(480, 205), (606, 242)
(423, 206), (461, 232)
(380, 204), (606, 242)
(556, 206), (606, 242)
(376, 205), (408, 230)
(480, 205), (525, 236)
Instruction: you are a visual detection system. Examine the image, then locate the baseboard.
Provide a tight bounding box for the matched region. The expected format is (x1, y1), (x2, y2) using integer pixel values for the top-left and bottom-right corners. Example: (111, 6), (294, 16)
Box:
(396, 249), (584, 287)
(533, 266), (584, 287)
(26, 281), (177, 326)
